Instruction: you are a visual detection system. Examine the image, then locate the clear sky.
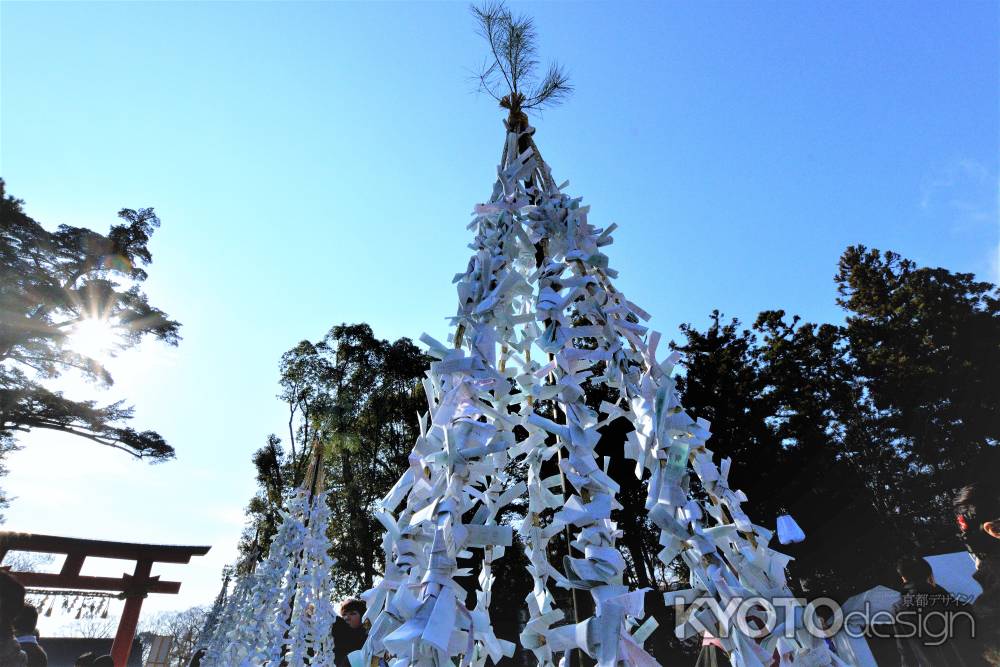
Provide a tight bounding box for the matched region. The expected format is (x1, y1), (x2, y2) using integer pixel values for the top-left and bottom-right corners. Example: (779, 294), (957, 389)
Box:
(1, 0), (997, 632)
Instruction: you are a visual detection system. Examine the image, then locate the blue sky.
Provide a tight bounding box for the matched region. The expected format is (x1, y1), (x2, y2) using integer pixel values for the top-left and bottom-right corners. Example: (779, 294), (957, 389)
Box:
(1, 0), (997, 628)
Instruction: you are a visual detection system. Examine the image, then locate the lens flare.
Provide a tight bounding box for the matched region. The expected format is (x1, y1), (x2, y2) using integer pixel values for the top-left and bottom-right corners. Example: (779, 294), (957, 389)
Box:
(68, 317), (119, 361)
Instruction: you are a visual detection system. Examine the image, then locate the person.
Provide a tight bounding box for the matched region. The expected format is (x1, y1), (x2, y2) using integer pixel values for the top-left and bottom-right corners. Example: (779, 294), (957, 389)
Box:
(187, 647), (206, 666)
(892, 556), (977, 666)
(12, 605), (45, 667)
(91, 656), (113, 667)
(331, 598), (367, 667)
(0, 571), (27, 667)
(955, 474), (1000, 666)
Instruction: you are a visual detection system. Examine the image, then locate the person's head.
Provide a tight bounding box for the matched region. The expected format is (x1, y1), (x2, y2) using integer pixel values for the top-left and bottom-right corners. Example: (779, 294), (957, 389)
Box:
(896, 556), (934, 587)
(340, 598), (365, 629)
(955, 476), (1000, 560)
(75, 652), (96, 667)
(12, 603), (38, 636)
(93, 655), (114, 667)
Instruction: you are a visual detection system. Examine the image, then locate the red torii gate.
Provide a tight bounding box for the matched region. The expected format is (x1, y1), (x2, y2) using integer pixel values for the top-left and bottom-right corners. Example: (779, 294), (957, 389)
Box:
(0, 531), (210, 667)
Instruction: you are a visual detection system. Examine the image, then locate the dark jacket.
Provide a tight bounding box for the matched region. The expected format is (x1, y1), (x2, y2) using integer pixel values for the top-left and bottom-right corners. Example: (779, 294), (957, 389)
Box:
(331, 616), (367, 667)
(893, 581), (981, 667)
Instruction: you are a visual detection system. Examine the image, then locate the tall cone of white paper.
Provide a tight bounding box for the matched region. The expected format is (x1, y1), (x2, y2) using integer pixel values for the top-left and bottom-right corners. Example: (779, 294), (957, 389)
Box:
(361, 116), (833, 666)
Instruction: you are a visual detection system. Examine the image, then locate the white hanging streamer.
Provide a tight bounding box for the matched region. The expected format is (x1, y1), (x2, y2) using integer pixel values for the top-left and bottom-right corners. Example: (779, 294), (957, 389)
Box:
(205, 489), (339, 666)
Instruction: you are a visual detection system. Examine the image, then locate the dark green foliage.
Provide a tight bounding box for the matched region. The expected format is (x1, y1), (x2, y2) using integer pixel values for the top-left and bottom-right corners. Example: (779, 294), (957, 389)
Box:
(670, 246), (999, 599)
(0, 178), (180, 510)
(237, 324), (428, 597)
(836, 247), (1000, 504)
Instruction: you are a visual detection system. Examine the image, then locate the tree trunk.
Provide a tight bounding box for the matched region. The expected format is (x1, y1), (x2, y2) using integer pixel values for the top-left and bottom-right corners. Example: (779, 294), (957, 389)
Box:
(623, 532), (652, 589)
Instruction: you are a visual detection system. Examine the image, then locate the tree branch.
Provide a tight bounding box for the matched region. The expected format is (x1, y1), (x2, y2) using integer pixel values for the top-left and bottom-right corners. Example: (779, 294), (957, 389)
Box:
(15, 420), (144, 458)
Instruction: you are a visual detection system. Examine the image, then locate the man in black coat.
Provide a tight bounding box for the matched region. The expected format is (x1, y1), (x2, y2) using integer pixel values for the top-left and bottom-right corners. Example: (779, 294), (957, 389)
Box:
(892, 556), (979, 667)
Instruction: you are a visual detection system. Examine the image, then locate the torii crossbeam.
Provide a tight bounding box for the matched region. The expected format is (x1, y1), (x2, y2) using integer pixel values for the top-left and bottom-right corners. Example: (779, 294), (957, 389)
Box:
(0, 531), (210, 667)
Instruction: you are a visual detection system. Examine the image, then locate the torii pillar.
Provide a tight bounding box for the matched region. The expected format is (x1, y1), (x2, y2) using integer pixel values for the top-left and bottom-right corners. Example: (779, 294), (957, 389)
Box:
(0, 531), (210, 667)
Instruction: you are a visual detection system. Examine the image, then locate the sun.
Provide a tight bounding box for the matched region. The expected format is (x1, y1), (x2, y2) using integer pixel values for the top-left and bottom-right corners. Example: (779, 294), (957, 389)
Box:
(68, 317), (120, 362)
